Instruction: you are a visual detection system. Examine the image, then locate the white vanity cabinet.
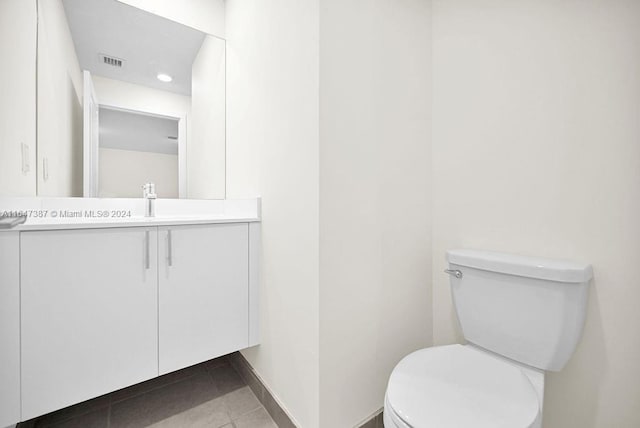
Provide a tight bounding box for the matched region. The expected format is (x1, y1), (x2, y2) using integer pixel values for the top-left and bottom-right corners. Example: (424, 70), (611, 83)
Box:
(158, 224), (249, 374)
(6, 215), (260, 424)
(0, 233), (20, 428)
(20, 227), (160, 419)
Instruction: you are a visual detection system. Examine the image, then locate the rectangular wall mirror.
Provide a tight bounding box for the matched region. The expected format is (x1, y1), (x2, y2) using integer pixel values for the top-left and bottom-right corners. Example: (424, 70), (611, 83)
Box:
(0, 0), (226, 199)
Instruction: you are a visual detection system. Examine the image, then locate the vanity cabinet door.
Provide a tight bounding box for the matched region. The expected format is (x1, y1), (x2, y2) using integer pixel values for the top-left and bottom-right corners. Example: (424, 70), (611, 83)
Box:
(0, 233), (20, 427)
(21, 227), (159, 420)
(158, 223), (249, 374)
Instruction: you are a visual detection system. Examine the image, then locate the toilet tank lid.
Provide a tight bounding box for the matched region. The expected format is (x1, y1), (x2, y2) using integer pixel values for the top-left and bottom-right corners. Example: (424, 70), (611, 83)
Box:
(447, 249), (593, 283)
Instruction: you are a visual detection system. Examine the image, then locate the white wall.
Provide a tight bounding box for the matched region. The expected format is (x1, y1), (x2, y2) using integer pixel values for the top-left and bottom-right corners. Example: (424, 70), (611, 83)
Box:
(0, 0), (37, 196)
(189, 36), (226, 199)
(37, 0), (83, 197)
(116, 0), (225, 38)
(230, 1), (640, 427)
(227, 2), (431, 427)
(225, 0), (320, 427)
(319, 0), (432, 426)
(99, 148), (178, 198)
(92, 75), (191, 119)
(432, 1), (640, 427)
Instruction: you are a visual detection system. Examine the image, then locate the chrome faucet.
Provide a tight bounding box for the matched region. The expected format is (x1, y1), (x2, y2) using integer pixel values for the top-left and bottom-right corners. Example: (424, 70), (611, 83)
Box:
(142, 183), (157, 217)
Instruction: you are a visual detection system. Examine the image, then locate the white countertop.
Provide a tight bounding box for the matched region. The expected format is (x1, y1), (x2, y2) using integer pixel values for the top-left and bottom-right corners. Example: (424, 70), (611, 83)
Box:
(0, 197), (261, 232)
(9, 215), (260, 232)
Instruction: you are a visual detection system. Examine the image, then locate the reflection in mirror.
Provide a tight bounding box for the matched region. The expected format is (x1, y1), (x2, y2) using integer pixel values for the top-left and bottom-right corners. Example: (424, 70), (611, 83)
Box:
(99, 108), (180, 198)
(0, 0), (225, 198)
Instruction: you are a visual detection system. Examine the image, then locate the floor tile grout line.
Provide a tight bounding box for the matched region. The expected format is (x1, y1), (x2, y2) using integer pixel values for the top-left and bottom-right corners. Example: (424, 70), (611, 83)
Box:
(46, 364), (218, 426)
(232, 406), (279, 427)
(213, 361), (277, 427)
(26, 357), (279, 428)
(37, 366), (208, 427)
(110, 362), (223, 406)
(230, 403), (266, 423)
(31, 398), (111, 428)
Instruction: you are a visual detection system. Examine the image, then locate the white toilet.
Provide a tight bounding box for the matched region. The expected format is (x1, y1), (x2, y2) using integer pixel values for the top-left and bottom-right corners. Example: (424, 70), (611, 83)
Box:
(384, 249), (593, 428)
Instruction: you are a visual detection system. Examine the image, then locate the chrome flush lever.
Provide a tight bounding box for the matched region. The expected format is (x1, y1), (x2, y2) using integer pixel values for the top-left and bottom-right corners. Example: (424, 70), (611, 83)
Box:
(444, 269), (463, 279)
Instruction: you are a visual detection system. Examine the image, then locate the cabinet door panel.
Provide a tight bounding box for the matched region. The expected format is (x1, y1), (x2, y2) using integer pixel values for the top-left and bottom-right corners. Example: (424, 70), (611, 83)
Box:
(21, 227), (158, 419)
(159, 223), (249, 374)
(0, 233), (20, 426)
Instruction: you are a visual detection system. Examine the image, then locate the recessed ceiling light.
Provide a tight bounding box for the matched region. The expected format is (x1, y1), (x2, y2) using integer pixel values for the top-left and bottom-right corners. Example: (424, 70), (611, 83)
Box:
(157, 73), (173, 83)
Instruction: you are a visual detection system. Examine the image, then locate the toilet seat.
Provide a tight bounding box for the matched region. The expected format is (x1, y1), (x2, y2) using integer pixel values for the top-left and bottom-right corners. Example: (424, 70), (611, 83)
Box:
(385, 344), (540, 428)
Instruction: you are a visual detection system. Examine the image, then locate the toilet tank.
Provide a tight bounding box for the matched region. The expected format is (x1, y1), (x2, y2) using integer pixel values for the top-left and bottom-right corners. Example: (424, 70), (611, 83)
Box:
(447, 249), (592, 372)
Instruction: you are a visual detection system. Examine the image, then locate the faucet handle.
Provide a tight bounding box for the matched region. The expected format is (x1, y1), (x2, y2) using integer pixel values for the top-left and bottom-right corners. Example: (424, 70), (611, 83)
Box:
(142, 182), (157, 198)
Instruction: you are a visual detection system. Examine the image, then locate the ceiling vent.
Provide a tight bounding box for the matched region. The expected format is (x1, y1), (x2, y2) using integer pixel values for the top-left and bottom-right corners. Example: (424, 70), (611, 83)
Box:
(99, 54), (124, 68)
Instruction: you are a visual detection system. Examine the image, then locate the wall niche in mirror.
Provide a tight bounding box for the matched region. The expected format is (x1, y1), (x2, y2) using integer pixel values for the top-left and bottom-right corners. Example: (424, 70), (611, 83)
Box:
(0, 0), (226, 198)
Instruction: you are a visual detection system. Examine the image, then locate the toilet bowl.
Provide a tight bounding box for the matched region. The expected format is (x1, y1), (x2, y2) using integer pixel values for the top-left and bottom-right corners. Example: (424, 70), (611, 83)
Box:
(383, 344), (544, 428)
(383, 249), (592, 428)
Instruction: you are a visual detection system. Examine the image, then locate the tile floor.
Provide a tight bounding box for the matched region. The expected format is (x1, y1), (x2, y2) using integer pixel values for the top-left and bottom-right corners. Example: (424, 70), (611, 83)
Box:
(19, 355), (278, 428)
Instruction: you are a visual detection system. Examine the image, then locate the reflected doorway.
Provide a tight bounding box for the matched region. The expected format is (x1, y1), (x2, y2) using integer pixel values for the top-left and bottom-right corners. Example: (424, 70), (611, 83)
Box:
(98, 106), (186, 198)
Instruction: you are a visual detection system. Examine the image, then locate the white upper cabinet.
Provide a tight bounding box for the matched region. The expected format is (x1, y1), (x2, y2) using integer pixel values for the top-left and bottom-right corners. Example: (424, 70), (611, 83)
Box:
(20, 227), (159, 419)
(158, 223), (249, 374)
